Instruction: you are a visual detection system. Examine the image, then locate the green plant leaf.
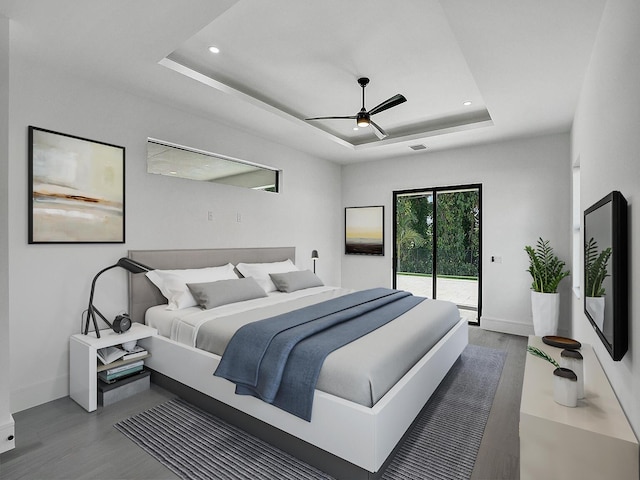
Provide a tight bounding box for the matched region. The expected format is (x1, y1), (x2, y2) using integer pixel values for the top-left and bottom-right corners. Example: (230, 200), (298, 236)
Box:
(524, 238), (570, 293)
(585, 237), (611, 297)
(527, 345), (560, 368)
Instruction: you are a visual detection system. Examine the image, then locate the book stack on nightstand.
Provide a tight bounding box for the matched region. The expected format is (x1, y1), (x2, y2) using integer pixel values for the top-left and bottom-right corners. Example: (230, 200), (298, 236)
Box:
(97, 344), (151, 406)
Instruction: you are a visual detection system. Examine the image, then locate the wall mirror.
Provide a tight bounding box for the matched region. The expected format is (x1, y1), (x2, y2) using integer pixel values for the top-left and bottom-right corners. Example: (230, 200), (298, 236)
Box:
(583, 190), (628, 361)
(147, 138), (279, 193)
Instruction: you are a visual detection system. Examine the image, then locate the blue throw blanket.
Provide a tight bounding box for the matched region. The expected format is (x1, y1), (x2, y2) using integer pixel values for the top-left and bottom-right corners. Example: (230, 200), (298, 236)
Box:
(214, 288), (424, 421)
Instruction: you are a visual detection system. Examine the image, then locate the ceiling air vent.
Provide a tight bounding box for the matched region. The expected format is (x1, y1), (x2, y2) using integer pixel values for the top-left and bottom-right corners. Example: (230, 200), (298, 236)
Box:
(409, 144), (427, 151)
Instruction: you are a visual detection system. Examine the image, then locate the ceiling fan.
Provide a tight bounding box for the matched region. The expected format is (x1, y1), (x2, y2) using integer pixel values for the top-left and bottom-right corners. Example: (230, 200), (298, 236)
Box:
(305, 77), (406, 139)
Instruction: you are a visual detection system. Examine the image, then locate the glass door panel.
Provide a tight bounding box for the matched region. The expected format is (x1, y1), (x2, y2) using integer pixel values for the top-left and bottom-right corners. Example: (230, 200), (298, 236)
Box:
(435, 189), (480, 321)
(395, 192), (433, 298)
(394, 185), (481, 324)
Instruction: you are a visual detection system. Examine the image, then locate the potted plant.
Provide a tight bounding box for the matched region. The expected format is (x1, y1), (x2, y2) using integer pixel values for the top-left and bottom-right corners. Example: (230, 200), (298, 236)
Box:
(524, 238), (570, 336)
(584, 237), (611, 330)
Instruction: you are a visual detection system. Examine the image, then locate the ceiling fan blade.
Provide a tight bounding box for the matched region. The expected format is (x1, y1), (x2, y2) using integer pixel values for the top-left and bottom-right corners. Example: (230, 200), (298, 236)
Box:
(370, 120), (388, 139)
(305, 115), (357, 121)
(369, 94), (407, 116)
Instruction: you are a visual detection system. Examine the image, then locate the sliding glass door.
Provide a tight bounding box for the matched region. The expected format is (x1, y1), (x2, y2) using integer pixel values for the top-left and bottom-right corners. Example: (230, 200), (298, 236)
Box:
(393, 184), (481, 324)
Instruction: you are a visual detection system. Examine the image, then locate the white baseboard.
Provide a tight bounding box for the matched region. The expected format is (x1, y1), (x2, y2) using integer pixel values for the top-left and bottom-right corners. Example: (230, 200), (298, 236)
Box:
(480, 316), (533, 337)
(11, 373), (69, 414)
(480, 316), (571, 338)
(0, 416), (15, 453)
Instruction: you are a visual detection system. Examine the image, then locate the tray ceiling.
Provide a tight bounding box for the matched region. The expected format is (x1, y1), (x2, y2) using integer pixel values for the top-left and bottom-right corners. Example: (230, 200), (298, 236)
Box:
(0, 0), (606, 163)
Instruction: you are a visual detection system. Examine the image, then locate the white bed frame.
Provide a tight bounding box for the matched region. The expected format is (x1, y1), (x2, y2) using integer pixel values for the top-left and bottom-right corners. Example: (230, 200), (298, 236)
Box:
(129, 247), (468, 479)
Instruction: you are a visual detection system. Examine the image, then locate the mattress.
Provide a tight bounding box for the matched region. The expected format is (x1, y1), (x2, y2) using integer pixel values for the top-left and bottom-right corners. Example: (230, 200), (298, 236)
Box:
(146, 287), (460, 407)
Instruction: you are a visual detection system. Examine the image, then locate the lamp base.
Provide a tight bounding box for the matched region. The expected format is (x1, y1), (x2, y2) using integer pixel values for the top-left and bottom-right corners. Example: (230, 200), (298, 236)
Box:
(83, 308), (102, 338)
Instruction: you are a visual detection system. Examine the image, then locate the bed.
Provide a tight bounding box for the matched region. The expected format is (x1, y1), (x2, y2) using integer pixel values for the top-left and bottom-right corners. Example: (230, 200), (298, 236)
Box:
(129, 247), (468, 480)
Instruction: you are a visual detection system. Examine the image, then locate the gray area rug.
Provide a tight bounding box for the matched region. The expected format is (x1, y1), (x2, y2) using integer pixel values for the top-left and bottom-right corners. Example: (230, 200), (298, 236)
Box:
(115, 344), (506, 480)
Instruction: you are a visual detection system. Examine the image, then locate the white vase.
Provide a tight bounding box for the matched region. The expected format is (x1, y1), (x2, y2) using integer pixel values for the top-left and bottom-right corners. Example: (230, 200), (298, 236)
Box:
(531, 291), (560, 336)
(553, 367), (578, 407)
(561, 349), (584, 399)
(585, 296), (605, 330)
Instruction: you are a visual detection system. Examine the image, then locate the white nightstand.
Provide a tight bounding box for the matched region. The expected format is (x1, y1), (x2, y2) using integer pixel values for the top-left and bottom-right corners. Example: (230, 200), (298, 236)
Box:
(70, 323), (157, 412)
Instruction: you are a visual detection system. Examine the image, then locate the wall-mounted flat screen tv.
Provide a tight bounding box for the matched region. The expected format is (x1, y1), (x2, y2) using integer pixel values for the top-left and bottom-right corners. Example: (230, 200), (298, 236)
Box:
(583, 190), (628, 361)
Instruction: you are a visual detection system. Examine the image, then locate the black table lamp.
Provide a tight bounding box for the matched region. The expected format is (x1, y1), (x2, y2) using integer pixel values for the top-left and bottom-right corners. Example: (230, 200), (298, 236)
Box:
(84, 257), (153, 338)
(311, 250), (319, 274)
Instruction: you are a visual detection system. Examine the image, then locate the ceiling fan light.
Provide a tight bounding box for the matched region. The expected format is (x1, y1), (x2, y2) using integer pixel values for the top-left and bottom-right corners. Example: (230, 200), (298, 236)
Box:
(356, 110), (370, 127)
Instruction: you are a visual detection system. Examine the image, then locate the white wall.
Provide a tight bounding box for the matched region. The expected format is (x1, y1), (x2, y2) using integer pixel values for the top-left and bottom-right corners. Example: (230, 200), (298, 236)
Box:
(0, 15), (15, 453)
(7, 55), (342, 412)
(341, 134), (572, 336)
(571, 0), (640, 437)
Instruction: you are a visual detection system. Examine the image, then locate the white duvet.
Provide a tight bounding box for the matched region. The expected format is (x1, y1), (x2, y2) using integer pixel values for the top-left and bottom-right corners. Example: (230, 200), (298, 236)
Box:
(145, 285), (340, 346)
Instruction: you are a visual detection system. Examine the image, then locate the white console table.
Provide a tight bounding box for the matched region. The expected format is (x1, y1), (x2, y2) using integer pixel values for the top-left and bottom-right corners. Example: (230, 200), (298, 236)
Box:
(520, 336), (638, 480)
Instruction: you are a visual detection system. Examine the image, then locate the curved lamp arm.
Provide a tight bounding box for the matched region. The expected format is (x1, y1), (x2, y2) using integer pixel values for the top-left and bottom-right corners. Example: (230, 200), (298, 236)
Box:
(84, 257), (153, 337)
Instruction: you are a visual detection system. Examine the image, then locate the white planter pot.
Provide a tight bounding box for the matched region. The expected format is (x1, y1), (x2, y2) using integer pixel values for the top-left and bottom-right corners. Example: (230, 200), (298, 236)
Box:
(585, 296), (605, 330)
(531, 291), (560, 336)
(553, 367), (578, 407)
(561, 349), (584, 399)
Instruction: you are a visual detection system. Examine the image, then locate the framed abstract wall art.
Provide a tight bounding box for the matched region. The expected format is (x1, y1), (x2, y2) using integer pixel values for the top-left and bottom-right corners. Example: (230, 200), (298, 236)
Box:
(28, 126), (125, 243)
(345, 205), (384, 255)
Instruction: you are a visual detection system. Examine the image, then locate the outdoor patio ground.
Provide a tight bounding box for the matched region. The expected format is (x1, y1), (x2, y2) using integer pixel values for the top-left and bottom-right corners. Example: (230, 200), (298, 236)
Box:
(396, 274), (479, 322)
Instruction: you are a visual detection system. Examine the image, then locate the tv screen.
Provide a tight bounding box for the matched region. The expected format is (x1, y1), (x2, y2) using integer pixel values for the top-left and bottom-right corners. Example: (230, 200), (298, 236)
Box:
(583, 191), (628, 361)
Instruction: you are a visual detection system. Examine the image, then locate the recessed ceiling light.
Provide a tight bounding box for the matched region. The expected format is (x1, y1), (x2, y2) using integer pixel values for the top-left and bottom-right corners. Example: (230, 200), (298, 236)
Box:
(353, 127), (359, 131)
(208, 45), (220, 54)
(463, 100), (472, 106)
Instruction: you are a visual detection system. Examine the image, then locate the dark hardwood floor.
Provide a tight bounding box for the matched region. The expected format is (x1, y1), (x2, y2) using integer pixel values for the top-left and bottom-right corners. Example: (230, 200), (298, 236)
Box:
(469, 327), (527, 480)
(0, 327), (526, 480)
(0, 385), (179, 480)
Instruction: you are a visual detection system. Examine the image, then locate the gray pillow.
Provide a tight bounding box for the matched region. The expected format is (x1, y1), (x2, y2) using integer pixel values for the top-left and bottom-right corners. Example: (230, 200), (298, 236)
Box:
(186, 277), (267, 310)
(269, 270), (324, 293)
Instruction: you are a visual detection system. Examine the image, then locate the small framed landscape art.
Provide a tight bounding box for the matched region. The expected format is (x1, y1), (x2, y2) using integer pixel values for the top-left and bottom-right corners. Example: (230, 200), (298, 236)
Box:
(28, 126), (125, 243)
(345, 206), (384, 255)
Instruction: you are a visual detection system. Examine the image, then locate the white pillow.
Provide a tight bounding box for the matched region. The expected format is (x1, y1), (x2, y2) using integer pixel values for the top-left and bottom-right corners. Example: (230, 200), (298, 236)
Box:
(146, 263), (238, 310)
(235, 259), (298, 293)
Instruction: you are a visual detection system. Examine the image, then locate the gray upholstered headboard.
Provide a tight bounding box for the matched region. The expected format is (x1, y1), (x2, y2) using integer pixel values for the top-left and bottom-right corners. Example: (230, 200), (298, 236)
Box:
(128, 247), (296, 324)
